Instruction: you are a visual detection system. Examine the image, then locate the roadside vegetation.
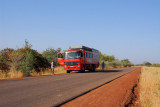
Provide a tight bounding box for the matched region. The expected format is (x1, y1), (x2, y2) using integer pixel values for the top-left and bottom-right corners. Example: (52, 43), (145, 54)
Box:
(0, 40), (63, 79)
(136, 62), (160, 67)
(140, 67), (160, 107)
(99, 52), (133, 69)
(0, 40), (133, 80)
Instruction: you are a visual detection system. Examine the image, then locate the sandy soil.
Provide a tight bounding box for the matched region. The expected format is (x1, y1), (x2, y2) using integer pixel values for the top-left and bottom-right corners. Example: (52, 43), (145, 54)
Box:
(62, 68), (141, 107)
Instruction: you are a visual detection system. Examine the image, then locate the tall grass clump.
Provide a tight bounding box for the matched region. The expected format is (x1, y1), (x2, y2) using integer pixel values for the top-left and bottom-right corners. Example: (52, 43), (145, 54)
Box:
(54, 66), (66, 74)
(0, 70), (6, 79)
(140, 67), (160, 107)
(0, 70), (23, 79)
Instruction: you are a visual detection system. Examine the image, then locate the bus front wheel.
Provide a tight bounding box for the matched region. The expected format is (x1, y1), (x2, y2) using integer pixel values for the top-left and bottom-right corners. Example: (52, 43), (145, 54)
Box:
(67, 70), (71, 73)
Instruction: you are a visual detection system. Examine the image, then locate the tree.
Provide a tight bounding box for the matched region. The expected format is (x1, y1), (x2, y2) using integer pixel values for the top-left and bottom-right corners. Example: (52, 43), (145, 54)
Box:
(144, 62), (152, 66)
(9, 40), (50, 75)
(20, 50), (34, 76)
(19, 48), (50, 73)
(9, 49), (24, 71)
(121, 59), (132, 67)
(107, 55), (115, 62)
(99, 52), (115, 62)
(0, 48), (14, 72)
(42, 48), (61, 66)
(24, 39), (32, 49)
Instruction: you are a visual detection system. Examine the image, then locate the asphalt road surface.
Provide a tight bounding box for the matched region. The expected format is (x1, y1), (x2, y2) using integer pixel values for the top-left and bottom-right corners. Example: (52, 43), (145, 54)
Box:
(0, 67), (138, 107)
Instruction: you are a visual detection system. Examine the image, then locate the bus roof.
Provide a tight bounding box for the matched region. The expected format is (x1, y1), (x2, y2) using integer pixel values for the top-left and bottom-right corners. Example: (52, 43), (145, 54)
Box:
(69, 46), (99, 53)
(69, 46), (92, 51)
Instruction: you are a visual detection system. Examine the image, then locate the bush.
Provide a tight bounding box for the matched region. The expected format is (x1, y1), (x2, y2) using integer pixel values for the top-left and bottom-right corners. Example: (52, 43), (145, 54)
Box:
(18, 48), (50, 75)
(2, 40), (51, 76)
(109, 60), (121, 68)
(42, 48), (61, 66)
(20, 50), (34, 76)
(99, 52), (115, 62)
(121, 59), (132, 67)
(9, 49), (24, 71)
(144, 62), (152, 66)
(0, 48), (14, 72)
(151, 64), (160, 67)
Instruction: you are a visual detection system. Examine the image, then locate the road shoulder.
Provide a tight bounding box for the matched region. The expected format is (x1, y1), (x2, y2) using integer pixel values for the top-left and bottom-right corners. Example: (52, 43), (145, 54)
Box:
(62, 68), (141, 107)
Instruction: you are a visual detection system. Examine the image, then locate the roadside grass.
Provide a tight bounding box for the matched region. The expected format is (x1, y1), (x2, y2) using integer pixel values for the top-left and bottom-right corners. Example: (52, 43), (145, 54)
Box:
(54, 66), (66, 74)
(0, 69), (23, 79)
(140, 67), (160, 107)
(0, 66), (66, 80)
(0, 65), (131, 80)
(0, 70), (7, 79)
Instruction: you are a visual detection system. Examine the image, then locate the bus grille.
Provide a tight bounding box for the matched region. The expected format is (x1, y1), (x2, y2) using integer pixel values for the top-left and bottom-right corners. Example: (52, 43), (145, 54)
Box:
(65, 62), (79, 66)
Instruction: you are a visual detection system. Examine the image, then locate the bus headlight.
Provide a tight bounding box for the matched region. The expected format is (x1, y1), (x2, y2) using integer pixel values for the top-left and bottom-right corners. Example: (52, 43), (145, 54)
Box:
(77, 65), (80, 68)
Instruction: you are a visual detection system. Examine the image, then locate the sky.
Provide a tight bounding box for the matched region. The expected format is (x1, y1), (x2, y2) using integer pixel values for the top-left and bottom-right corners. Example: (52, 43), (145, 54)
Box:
(0, 0), (160, 64)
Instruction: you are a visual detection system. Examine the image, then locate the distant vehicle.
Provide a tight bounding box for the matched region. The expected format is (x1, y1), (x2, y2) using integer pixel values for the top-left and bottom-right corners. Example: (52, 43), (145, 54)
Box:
(57, 46), (100, 73)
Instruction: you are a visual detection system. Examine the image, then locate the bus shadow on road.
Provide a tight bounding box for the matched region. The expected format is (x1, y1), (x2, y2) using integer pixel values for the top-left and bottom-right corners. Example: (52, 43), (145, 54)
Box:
(77, 69), (123, 73)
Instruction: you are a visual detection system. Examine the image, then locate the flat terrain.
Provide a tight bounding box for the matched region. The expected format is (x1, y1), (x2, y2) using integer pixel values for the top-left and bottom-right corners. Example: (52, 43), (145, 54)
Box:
(0, 67), (137, 107)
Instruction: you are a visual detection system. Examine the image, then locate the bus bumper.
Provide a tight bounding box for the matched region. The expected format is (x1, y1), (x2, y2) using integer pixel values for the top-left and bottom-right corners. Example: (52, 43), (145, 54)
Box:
(64, 65), (81, 71)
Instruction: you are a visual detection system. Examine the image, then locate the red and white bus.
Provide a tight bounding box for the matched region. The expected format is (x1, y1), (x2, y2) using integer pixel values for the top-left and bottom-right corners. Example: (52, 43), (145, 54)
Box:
(57, 46), (99, 73)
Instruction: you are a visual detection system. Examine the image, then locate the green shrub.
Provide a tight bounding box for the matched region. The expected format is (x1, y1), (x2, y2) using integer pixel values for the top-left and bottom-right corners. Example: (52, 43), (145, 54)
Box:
(7, 40), (50, 76)
(120, 59), (132, 67)
(99, 52), (115, 62)
(151, 64), (160, 67)
(20, 50), (34, 76)
(144, 62), (152, 66)
(109, 60), (121, 68)
(42, 48), (61, 66)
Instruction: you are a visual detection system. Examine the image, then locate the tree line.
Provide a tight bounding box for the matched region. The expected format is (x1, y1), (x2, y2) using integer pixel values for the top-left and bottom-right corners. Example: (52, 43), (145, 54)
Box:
(0, 40), (134, 76)
(136, 62), (160, 67)
(99, 52), (133, 68)
(0, 40), (61, 76)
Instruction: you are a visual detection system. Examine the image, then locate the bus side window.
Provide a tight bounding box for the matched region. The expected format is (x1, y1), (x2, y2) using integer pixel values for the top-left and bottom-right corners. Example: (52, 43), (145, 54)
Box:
(90, 53), (93, 58)
(91, 54), (93, 58)
(86, 53), (89, 58)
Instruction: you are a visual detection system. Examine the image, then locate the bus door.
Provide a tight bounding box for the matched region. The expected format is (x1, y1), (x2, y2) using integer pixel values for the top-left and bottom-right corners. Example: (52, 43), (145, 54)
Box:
(57, 52), (64, 65)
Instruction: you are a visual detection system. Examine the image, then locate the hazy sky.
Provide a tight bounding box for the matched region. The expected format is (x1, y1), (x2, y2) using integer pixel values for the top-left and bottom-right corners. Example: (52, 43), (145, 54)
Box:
(0, 0), (160, 64)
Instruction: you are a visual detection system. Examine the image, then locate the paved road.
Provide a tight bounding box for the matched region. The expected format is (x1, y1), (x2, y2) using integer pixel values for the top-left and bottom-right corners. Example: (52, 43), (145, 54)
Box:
(0, 67), (138, 107)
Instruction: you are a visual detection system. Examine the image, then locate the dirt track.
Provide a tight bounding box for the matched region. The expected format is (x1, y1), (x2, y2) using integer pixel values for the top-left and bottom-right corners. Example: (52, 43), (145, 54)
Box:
(62, 68), (141, 107)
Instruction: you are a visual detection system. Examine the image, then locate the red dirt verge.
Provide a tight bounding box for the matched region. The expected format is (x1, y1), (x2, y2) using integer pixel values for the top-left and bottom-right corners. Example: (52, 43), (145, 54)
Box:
(62, 68), (141, 107)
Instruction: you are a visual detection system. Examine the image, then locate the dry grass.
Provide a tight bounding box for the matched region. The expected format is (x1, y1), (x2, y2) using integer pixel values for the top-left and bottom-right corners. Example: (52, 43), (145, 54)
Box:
(31, 66), (66, 76)
(0, 70), (7, 79)
(0, 69), (23, 79)
(140, 67), (160, 107)
(30, 69), (53, 77)
(54, 66), (66, 74)
(0, 66), (66, 80)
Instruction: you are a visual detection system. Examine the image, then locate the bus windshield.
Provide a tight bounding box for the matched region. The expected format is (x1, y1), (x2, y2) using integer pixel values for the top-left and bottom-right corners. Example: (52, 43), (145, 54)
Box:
(64, 51), (82, 59)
